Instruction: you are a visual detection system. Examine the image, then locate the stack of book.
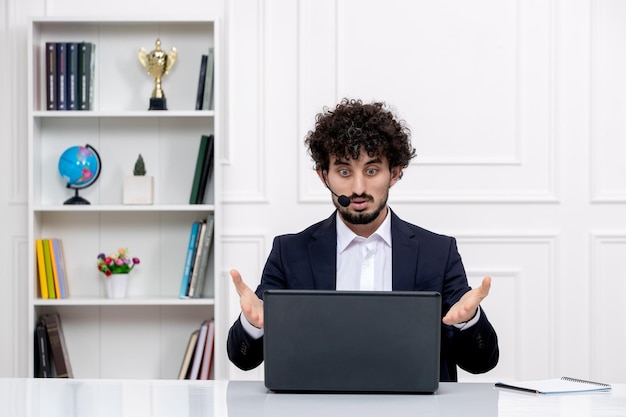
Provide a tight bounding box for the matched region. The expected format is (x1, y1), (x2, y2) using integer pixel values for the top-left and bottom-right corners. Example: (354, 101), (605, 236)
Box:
(178, 319), (215, 380)
(35, 313), (73, 378)
(195, 48), (215, 111)
(35, 238), (69, 299)
(179, 214), (215, 298)
(45, 41), (95, 111)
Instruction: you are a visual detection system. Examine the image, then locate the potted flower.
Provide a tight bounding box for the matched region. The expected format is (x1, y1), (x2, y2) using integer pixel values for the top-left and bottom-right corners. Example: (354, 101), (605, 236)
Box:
(97, 248), (140, 298)
(123, 153), (154, 204)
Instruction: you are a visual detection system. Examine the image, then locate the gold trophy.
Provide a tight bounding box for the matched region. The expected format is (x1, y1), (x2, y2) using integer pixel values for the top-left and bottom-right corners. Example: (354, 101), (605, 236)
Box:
(138, 39), (177, 110)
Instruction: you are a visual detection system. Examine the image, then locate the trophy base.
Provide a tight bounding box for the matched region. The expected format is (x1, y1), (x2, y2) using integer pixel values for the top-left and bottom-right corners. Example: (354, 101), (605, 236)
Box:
(149, 98), (167, 111)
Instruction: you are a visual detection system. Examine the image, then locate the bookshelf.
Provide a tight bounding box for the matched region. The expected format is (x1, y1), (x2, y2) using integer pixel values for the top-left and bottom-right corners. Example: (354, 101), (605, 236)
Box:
(27, 17), (222, 379)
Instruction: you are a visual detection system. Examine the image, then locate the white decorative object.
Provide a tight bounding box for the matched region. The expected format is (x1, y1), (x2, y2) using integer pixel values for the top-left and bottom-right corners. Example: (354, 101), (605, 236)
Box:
(123, 176), (154, 204)
(104, 274), (129, 299)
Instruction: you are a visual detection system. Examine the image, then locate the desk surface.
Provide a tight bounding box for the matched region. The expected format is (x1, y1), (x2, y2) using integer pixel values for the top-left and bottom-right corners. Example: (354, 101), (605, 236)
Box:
(0, 378), (624, 417)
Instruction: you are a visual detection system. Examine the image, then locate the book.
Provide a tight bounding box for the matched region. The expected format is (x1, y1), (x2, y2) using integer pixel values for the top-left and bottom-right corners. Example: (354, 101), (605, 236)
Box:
(47, 239), (62, 299)
(78, 42), (94, 110)
(42, 239), (56, 299)
(34, 320), (51, 378)
(189, 135), (210, 204)
(196, 134), (214, 204)
(199, 320), (215, 380)
(179, 221), (201, 298)
(189, 213), (214, 298)
(56, 42), (67, 110)
(495, 377), (612, 394)
(178, 329), (200, 379)
(188, 320), (209, 380)
(201, 48), (215, 110)
(52, 239), (68, 299)
(45, 42), (56, 110)
(187, 221), (207, 298)
(195, 54), (208, 110)
(41, 313), (73, 378)
(66, 42), (79, 110)
(35, 239), (48, 299)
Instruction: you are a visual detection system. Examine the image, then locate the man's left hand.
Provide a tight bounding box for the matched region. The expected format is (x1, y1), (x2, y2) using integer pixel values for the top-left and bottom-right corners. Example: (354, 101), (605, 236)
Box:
(442, 276), (491, 325)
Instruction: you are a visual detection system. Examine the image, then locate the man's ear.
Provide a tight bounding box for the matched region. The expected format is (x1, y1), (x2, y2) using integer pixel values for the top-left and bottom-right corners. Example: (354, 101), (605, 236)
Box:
(316, 167), (327, 184)
(389, 166), (403, 187)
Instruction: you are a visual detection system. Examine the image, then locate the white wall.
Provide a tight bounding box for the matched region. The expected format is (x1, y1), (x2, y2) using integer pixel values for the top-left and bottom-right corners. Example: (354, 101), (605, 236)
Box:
(2, 0), (625, 383)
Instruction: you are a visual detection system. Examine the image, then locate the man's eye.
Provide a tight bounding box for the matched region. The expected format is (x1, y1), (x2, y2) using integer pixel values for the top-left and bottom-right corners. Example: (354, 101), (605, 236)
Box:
(366, 168), (378, 175)
(339, 169), (350, 176)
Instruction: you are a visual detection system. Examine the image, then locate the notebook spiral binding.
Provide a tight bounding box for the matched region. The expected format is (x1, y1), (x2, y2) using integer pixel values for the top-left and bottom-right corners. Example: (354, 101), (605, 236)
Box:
(561, 376), (611, 388)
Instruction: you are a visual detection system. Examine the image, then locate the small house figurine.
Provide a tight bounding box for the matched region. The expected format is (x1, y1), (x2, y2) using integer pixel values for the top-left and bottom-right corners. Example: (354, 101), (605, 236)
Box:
(123, 154), (154, 204)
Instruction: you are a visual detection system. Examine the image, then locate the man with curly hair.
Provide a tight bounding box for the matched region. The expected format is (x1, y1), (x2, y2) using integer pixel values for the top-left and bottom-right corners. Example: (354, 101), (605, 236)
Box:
(227, 98), (499, 382)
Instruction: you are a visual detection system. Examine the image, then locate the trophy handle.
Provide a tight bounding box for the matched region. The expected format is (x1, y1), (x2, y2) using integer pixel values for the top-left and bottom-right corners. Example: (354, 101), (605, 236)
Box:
(138, 47), (149, 69)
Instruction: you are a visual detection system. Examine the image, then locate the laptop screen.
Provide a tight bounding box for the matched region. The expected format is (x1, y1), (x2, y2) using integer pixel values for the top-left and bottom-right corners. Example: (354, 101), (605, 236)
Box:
(263, 290), (441, 393)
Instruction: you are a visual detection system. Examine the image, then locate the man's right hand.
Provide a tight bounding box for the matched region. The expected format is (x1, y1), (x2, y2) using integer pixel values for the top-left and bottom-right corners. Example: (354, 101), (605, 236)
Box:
(230, 269), (264, 329)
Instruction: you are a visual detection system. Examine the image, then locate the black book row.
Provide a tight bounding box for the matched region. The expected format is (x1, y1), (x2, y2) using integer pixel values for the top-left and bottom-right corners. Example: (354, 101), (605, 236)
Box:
(45, 41), (95, 111)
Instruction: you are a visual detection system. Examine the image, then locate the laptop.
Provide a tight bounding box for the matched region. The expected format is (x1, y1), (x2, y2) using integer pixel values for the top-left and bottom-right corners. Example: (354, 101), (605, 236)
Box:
(263, 289), (441, 393)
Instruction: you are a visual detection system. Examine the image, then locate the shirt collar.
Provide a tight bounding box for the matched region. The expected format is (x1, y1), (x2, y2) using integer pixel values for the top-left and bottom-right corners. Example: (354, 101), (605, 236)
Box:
(336, 208), (392, 253)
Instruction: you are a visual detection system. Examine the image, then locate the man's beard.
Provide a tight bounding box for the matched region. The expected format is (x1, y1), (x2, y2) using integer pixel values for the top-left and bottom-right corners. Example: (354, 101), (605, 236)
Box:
(336, 192), (388, 225)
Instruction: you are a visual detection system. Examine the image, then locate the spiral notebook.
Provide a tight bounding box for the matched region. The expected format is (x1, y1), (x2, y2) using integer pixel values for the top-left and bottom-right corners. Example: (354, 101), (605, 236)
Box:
(495, 376), (611, 394)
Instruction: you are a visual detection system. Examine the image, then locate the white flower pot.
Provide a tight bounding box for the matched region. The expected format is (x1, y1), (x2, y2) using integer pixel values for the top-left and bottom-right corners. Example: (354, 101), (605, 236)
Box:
(123, 176), (154, 205)
(104, 274), (129, 299)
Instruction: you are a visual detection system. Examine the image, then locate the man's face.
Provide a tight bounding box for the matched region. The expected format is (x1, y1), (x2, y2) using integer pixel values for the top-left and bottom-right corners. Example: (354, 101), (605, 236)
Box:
(321, 148), (402, 233)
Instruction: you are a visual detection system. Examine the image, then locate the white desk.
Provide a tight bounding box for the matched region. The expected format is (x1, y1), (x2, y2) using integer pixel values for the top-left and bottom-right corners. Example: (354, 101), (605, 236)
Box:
(1, 378), (624, 416)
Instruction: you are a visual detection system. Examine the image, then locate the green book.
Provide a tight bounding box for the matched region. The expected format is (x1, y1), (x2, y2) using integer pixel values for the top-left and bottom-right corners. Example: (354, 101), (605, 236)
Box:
(42, 239), (56, 299)
(189, 135), (209, 204)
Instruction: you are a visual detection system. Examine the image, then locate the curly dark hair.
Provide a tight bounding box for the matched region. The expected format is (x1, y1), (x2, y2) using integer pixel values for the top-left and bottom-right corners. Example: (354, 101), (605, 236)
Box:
(304, 98), (415, 172)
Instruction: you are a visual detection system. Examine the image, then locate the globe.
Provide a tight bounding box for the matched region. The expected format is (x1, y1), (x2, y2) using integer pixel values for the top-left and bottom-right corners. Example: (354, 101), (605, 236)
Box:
(58, 144), (102, 205)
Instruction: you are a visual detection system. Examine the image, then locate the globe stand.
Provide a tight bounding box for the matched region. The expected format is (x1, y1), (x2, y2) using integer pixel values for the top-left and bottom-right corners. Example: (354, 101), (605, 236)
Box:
(64, 188), (90, 205)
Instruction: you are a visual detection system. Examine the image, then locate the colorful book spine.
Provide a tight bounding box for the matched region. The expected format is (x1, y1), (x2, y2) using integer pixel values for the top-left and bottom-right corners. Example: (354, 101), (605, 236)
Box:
(190, 213), (214, 298)
(179, 221), (200, 298)
(52, 239), (67, 299)
(42, 239), (56, 299)
(35, 239), (48, 299)
(47, 239), (61, 299)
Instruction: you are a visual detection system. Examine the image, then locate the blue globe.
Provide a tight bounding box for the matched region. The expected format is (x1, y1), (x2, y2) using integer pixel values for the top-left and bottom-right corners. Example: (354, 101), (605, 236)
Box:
(58, 144), (101, 204)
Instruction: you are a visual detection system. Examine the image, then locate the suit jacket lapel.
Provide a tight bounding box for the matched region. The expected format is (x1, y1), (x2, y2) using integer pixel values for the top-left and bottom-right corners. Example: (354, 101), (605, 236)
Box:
(390, 211), (419, 291)
(309, 213), (337, 290)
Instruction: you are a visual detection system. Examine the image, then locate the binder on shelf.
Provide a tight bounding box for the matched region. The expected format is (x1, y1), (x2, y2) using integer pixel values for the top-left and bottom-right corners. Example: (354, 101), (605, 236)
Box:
(47, 239), (62, 299)
(52, 238), (69, 299)
(45, 42), (56, 110)
(78, 42), (95, 110)
(187, 221), (207, 298)
(66, 42), (79, 110)
(56, 42), (67, 110)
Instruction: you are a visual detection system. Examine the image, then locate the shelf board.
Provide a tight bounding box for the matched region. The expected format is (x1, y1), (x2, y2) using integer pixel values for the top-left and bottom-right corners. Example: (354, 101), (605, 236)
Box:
(33, 296), (215, 306)
(33, 110), (214, 118)
(32, 204), (215, 212)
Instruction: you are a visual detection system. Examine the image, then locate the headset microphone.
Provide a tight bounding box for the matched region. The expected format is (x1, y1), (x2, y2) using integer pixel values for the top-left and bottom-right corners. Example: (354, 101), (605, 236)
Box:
(327, 186), (351, 208)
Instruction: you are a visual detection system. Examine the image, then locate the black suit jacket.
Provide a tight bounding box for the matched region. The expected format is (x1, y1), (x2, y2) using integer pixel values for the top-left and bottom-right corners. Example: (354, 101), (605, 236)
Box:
(227, 210), (499, 381)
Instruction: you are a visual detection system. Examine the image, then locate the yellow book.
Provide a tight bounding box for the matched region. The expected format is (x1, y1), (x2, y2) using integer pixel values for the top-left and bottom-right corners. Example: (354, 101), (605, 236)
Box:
(35, 239), (48, 299)
(48, 239), (61, 299)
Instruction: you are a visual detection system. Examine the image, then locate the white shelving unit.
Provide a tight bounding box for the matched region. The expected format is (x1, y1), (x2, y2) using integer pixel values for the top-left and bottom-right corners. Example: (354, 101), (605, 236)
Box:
(27, 17), (222, 379)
